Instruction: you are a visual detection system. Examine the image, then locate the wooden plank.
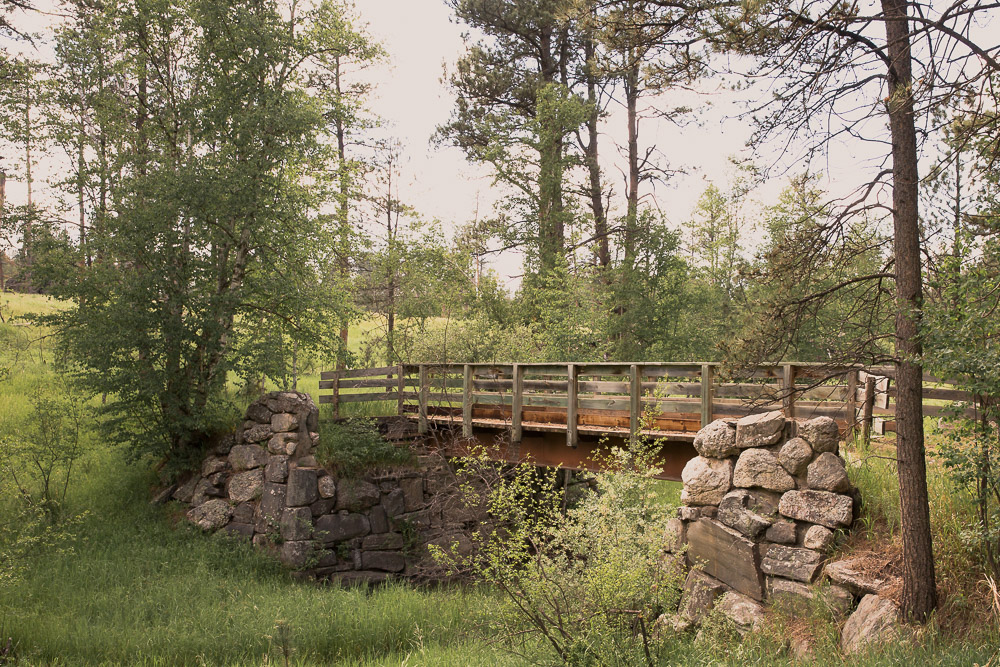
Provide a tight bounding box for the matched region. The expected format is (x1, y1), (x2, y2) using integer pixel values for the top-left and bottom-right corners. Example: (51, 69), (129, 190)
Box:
(701, 363), (715, 427)
(642, 365), (703, 378)
(630, 364), (641, 436)
(418, 365), (429, 435)
(512, 363), (524, 443)
(331, 370), (340, 419)
(566, 364), (578, 447)
(640, 399), (703, 414)
(338, 391), (397, 404)
(846, 369), (858, 439)
(463, 365), (473, 437)
(577, 364), (630, 376)
(321, 365), (398, 380)
(335, 378), (398, 389)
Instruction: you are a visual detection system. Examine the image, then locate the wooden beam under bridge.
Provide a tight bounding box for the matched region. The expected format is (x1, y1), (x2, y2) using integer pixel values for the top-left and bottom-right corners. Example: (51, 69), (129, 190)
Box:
(380, 416), (696, 481)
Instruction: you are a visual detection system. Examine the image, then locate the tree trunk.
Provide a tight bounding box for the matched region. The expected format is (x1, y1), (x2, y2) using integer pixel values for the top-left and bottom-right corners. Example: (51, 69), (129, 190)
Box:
(335, 56), (350, 369)
(624, 66), (640, 269)
(582, 33), (609, 268)
(882, 0), (937, 622)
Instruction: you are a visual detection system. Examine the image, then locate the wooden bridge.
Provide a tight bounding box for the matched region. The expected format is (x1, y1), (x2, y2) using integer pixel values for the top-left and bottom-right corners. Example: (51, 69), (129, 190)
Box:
(319, 362), (976, 480)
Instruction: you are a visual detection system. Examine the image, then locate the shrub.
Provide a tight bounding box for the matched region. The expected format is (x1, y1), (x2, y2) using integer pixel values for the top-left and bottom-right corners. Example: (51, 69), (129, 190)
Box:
(315, 418), (413, 477)
(432, 439), (685, 665)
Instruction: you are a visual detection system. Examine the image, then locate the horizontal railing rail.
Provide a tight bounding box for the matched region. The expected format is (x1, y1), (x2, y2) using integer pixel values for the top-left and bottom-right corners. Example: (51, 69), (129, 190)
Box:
(319, 362), (982, 445)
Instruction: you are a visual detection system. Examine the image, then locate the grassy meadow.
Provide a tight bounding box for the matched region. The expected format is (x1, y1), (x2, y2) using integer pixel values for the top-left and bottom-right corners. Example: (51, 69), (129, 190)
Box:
(1, 293), (998, 665)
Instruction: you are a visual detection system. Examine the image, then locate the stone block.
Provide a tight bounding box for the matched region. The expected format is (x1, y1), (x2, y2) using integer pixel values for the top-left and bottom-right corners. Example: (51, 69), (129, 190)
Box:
(735, 410), (785, 449)
(693, 419), (739, 458)
(187, 499), (233, 531)
(717, 489), (774, 540)
(802, 524), (835, 551)
(680, 456), (733, 506)
(778, 437), (812, 476)
(280, 506), (313, 541)
(318, 475), (337, 499)
(733, 449), (796, 492)
(315, 512), (370, 544)
(664, 518), (686, 552)
(779, 490), (853, 529)
(807, 452), (850, 493)
(228, 469), (264, 503)
(310, 498), (335, 517)
(258, 482), (287, 526)
(716, 591), (765, 634)
(382, 488), (406, 517)
(244, 423), (273, 444)
(229, 444), (268, 471)
(336, 480), (381, 512)
(678, 506), (701, 521)
(400, 477), (424, 512)
(824, 558), (892, 595)
(797, 416), (840, 453)
(363, 533), (405, 550)
(686, 518), (764, 600)
(201, 457), (229, 477)
(265, 455), (289, 483)
(271, 412), (299, 433)
(765, 520), (797, 544)
(369, 505), (389, 533)
(679, 568), (730, 622)
(246, 402), (272, 424)
(279, 540), (313, 569)
(267, 433), (298, 456)
(761, 544), (823, 582)
(233, 501), (255, 524)
(286, 468), (319, 507)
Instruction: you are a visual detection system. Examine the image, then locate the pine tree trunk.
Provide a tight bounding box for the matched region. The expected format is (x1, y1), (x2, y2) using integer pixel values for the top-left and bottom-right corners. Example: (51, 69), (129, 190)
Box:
(882, 0), (937, 622)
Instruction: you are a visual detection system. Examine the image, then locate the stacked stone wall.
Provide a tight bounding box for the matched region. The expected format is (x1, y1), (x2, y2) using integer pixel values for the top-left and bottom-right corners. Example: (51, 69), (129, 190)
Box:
(164, 392), (477, 584)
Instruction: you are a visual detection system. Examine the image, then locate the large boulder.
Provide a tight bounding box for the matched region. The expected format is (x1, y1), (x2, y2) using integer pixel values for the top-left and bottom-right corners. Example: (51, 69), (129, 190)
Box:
(797, 416), (840, 453)
(271, 412), (299, 433)
(187, 499), (233, 531)
(840, 594), (899, 654)
(777, 437), (813, 476)
(807, 452), (850, 493)
(280, 506), (313, 541)
(735, 411), (785, 449)
(693, 420), (739, 458)
(681, 457), (733, 506)
(733, 449), (796, 492)
(779, 490), (853, 529)
(802, 524), (836, 551)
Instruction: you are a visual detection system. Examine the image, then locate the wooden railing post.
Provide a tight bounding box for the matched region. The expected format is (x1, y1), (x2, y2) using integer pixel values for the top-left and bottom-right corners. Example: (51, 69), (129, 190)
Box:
(861, 374), (876, 446)
(462, 364), (473, 437)
(331, 370), (341, 421)
(700, 363), (714, 427)
(512, 363), (523, 443)
(566, 363), (578, 448)
(846, 368), (859, 440)
(782, 363), (797, 420)
(396, 365), (405, 416)
(630, 364), (641, 438)
(418, 364), (428, 435)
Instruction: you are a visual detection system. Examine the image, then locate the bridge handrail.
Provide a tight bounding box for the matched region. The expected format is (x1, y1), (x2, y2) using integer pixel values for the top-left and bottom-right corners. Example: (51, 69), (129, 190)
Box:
(319, 362), (980, 444)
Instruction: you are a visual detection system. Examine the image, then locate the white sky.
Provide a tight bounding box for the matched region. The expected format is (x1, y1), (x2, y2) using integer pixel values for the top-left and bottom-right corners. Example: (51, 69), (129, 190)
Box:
(4, 0), (935, 287)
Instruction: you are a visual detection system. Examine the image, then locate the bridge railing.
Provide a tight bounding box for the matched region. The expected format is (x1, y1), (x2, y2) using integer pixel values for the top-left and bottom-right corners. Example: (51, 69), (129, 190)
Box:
(319, 362), (980, 443)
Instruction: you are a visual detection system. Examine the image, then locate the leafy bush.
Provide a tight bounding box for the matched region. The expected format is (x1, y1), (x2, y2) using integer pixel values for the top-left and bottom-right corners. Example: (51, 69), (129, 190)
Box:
(315, 418), (413, 477)
(433, 439), (684, 665)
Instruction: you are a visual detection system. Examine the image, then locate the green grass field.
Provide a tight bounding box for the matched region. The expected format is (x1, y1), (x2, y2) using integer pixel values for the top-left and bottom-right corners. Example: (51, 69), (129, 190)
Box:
(1, 293), (998, 665)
